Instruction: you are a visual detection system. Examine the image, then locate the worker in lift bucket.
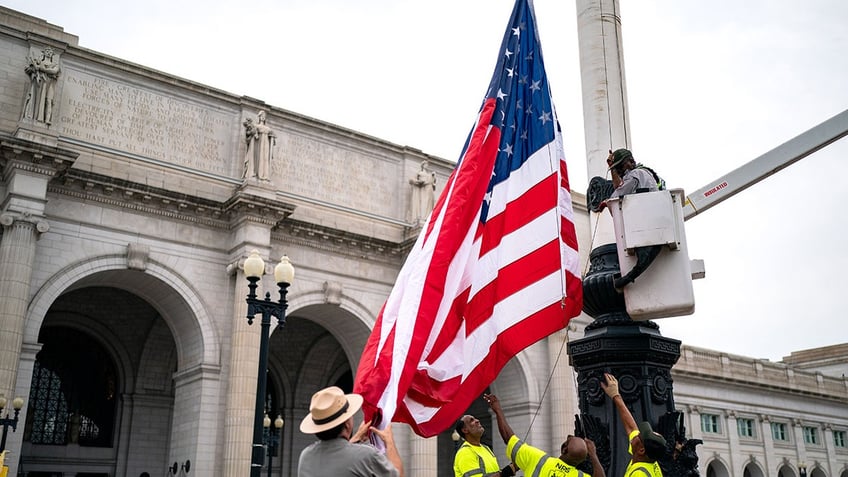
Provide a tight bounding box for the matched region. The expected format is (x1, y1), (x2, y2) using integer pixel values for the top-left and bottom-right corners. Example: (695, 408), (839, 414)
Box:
(599, 148), (666, 290)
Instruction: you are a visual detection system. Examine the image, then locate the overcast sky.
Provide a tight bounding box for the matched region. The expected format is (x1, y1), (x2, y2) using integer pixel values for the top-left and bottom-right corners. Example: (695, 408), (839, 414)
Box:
(6, 0), (847, 362)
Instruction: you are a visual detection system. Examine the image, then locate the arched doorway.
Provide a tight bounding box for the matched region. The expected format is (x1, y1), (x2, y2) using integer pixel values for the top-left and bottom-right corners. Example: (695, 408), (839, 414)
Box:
(15, 259), (218, 477)
(265, 303), (370, 476)
(20, 286), (176, 476)
(27, 327), (118, 447)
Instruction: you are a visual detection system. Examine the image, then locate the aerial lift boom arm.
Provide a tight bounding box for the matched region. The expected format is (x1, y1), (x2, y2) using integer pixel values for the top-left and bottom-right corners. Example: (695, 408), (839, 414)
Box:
(682, 109), (848, 221)
(607, 108), (848, 320)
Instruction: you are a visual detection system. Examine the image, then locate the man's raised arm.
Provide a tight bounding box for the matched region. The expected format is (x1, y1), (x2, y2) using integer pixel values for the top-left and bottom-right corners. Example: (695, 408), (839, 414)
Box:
(601, 373), (637, 434)
(484, 394), (514, 445)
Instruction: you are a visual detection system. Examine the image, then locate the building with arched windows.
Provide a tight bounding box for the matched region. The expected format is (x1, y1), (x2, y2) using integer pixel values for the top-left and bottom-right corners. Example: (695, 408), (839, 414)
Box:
(0, 7), (846, 477)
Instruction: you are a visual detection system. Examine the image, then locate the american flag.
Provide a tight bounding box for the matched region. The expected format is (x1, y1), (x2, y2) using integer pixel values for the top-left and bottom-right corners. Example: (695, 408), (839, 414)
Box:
(354, 0), (582, 437)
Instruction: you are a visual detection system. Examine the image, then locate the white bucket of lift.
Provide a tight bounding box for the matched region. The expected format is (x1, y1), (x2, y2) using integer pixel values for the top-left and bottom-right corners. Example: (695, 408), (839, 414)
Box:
(607, 188), (697, 320)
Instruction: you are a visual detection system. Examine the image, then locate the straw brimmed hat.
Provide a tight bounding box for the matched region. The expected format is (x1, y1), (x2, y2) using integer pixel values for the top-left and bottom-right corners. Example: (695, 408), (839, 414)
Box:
(299, 386), (363, 434)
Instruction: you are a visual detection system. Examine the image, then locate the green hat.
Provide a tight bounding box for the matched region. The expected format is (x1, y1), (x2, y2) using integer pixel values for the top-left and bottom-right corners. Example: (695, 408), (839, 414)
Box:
(637, 421), (667, 462)
(609, 148), (633, 170)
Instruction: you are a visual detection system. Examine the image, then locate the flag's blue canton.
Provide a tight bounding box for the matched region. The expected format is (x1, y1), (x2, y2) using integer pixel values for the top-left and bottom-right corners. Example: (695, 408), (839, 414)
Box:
(477, 0), (557, 222)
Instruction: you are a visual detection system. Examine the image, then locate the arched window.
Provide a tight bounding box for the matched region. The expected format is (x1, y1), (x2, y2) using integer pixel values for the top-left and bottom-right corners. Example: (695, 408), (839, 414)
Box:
(744, 462), (765, 477)
(707, 459), (730, 477)
(25, 327), (118, 447)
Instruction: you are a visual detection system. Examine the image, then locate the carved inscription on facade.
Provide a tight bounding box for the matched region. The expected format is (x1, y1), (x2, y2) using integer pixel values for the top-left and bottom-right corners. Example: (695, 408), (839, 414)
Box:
(58, 69), (235, 175)
(276, 135), (397, 216)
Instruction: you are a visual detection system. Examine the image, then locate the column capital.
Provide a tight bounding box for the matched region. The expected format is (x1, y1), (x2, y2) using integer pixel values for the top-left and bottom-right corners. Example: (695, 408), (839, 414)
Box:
(0, 212), (49, 235)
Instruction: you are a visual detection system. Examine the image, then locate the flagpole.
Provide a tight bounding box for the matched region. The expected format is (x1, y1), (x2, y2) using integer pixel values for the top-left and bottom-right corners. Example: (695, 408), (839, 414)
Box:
(570, 2), (701, 477)
(575, 0), (631, 245)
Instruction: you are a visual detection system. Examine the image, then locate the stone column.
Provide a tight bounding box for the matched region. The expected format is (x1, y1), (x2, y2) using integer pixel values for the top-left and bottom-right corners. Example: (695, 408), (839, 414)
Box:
(222, 264), (264, 477)
(759, 414), (776, 475)
(0, 216), (43, 396)
(409, 434), (436, 476)
(4, 341), (40, 477)
(0, 138), (74, 398)
(725, 411), (740, 475)
(823, 423), (838, 477)
(219, 183), (295, 477)
(687, 405), (703, 442)
(793, 418), (807, 466)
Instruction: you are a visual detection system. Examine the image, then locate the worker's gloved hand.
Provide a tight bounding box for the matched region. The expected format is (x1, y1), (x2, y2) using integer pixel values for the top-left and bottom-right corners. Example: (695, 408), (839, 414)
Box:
(601, 373), (620, 398)
(500, 463), (516, 477)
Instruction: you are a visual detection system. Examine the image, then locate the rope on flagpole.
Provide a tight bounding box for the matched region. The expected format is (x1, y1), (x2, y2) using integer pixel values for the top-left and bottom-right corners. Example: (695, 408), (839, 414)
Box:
(583, 167), (615, 277)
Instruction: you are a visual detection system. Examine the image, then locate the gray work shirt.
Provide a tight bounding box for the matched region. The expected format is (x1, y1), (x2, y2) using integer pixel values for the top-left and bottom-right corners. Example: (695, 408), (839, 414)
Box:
(298, 438), (400, 477)
(610, 168), (658, 198)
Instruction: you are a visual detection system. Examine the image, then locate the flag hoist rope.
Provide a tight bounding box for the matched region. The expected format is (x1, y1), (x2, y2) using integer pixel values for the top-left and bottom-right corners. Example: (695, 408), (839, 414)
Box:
(528, 0), (618, 442)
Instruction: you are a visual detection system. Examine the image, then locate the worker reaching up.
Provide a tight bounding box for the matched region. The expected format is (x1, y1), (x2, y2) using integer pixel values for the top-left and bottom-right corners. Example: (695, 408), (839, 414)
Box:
(601, 373), (667, 477)
(485, 393), (605, 477)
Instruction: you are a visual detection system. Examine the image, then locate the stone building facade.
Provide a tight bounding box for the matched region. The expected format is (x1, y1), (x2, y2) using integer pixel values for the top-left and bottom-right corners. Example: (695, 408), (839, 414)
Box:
(0, 8), (591, 477)
(0, 7), (845, 477)
(673, 345), (848, 477)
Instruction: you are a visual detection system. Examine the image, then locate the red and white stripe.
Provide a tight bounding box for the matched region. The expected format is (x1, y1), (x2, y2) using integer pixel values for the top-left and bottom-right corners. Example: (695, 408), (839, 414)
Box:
(354, 98), (581, 437)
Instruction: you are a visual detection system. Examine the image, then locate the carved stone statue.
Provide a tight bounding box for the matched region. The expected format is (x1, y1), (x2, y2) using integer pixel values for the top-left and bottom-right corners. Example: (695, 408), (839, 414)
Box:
(242, 110), (276, 181)
(409, 160), (436, 222)
(23, 47), (61, 125)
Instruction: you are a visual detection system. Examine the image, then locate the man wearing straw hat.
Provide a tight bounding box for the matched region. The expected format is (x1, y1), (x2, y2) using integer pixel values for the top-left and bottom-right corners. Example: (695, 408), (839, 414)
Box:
(298, 386), (404, 477)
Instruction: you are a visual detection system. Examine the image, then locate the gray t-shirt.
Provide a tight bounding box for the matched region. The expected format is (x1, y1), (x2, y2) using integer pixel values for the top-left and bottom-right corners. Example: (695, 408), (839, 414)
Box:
(610, 167), (658, 198)
(298, 438), (400, 477)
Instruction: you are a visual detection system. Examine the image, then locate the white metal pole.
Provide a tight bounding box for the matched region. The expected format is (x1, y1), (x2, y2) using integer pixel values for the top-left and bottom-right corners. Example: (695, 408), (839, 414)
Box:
(575, 0), (631, 243)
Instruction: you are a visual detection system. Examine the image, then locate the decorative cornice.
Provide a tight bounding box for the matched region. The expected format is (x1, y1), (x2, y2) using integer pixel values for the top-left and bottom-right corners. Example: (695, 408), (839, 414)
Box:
(273, 218), (415, 263)
(1, 135), (77, 178)
(49, 169), (298, 230)
(45, 169), (417, 263)
(222, 190), (295, 227)
(50, 169), (232, 229)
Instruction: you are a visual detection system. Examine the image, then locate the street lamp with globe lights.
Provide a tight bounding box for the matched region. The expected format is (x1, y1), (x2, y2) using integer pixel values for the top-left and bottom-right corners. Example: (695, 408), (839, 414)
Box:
(0, 395), (24, 454)
(263, 414), (283, 477)
(244, 250), (294, 477)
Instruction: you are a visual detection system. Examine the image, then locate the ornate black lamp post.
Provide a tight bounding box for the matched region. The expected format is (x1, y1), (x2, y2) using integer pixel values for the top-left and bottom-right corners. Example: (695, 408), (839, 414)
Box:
(0, 395), (24, 454)
(263, 414), (283, 477)
(569, 176), (701, 476)
(244, 250), (294, 477)
(567, 238), (701, 477)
